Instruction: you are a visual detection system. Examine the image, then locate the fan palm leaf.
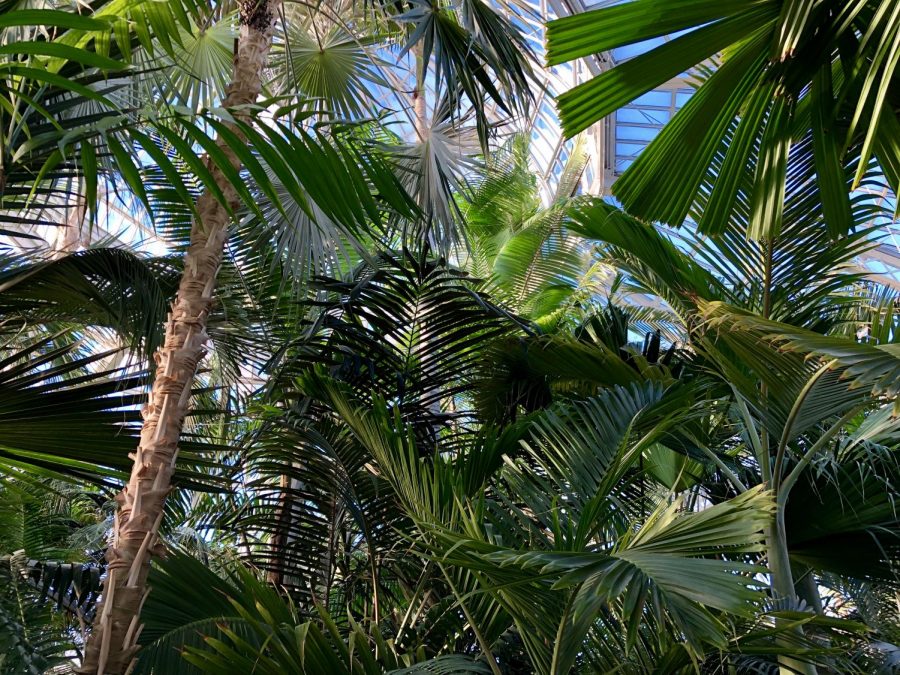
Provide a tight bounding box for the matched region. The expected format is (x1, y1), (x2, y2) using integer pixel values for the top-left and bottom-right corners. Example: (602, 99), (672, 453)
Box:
(547, 0), (900, 239)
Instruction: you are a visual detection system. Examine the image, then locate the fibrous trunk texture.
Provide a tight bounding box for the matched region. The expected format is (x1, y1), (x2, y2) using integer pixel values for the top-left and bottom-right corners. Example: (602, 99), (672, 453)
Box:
(78, 2), (280, 673)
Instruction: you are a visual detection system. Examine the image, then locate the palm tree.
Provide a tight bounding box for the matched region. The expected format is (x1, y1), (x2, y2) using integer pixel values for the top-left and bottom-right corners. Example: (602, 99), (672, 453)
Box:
(567, 191), (899, 672)
(73, 3), (283, 671)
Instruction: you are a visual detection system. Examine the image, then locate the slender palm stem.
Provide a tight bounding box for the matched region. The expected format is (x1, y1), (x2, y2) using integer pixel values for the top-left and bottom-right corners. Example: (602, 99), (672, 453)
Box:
(78, 3), (281, 672)
(412, 43), (427, 140)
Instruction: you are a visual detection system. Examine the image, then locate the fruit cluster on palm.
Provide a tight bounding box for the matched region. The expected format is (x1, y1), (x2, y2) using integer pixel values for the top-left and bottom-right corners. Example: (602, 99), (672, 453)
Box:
(0, 0), (899, 674)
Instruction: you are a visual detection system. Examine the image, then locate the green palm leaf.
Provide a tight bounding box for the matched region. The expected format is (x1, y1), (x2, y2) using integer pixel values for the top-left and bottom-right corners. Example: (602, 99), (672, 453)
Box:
(546, 0), (900, 238)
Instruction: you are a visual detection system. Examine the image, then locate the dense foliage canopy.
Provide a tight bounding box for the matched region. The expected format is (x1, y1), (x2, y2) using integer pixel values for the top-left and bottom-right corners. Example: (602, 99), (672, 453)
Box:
(0, 1), (899, 674)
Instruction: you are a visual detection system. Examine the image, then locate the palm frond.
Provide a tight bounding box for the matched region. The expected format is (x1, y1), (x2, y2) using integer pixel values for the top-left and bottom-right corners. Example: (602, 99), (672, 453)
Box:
(0, 333), (223, 488)
(0, 553), (73, 675)
(546, 0), (900, 238)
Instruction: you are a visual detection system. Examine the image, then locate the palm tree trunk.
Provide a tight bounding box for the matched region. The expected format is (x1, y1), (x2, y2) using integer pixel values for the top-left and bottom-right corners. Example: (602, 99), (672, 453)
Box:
(78, 2), (280, 672)
(761, 237), (817, 675)
(412, 43), (427, 140)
